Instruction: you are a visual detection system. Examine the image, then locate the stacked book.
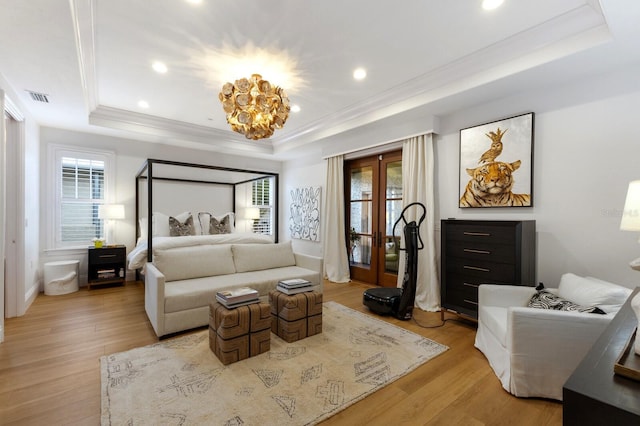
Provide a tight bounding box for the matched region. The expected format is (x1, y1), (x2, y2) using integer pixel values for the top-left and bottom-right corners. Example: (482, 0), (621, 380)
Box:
(216, 287), (259, 309)
(277, 278), (313, 295)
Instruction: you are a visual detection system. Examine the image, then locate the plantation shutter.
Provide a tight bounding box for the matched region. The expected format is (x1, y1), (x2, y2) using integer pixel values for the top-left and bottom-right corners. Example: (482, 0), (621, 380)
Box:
(252, 178), (273, 234)
(60, 157), (105, 243)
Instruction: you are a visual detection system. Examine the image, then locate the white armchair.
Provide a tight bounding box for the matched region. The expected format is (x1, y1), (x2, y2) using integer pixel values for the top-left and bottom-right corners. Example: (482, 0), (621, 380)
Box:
(474, 273), (632, 400)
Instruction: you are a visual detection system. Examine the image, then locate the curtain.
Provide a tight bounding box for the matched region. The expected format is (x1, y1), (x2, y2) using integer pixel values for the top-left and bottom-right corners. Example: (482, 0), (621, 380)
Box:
(397, 134), (440, 311)
(322, 155), (351, 282)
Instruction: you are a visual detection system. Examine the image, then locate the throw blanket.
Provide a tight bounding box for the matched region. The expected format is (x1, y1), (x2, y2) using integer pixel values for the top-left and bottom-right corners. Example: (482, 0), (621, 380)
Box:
(127, 233), (273, 269)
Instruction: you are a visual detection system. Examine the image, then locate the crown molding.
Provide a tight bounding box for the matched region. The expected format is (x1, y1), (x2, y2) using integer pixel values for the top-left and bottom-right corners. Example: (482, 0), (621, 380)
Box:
(273, 3), (610, 151)
(89, 106), (274, 155)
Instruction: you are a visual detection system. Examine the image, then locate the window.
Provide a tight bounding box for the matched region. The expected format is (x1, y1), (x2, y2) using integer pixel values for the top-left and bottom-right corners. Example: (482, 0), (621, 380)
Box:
(251, 177), (273, 235)
(49, 145), (115, 248)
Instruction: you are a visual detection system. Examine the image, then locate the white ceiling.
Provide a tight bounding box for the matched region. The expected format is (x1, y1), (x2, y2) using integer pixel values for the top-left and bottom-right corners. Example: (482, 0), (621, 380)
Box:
(1, 0), (639, 160)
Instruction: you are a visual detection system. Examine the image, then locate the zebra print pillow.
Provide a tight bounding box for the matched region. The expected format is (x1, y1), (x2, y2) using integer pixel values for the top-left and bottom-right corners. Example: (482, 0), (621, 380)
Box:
(528, 289), (606, 314)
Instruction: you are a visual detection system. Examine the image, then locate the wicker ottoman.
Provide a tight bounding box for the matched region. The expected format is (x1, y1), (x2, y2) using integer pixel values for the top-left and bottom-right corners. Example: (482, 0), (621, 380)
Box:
(269, 290), (323, 343)
(209, 301), (271, 365)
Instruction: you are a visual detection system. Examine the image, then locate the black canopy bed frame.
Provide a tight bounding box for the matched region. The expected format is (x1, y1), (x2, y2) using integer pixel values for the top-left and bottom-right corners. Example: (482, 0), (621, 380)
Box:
(134, 158), (279, 267)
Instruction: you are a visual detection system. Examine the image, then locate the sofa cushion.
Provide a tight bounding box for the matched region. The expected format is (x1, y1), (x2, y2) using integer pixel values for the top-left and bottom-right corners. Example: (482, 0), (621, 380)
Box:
(163, 266), (321, 313)
(154, 244), (235, 281)
(558, 273), (631, 313)
(232, 241), (296, 272)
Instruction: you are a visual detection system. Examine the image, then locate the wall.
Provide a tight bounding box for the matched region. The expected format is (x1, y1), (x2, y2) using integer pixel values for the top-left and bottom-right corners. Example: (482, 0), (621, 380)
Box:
(39, 128), (282, 285)
(282, 152), (326, 257)
(1, 74), (40, 318)
(282, 68), (640, 290)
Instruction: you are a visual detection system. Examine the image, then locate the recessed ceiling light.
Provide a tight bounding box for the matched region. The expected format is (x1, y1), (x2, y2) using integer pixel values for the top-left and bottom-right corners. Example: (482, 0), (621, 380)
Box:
(291, 104), (301, 113)
(185, 0), (202, 4)
(482, 0), (504, 10)
(152, 61), (168, 74)
(353, 68), (367, 80)
(138, 100), (149, 109)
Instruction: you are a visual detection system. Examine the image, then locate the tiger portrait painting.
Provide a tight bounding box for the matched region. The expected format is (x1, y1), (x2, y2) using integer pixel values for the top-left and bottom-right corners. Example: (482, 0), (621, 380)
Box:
(459, 160), (531, 207)
(459, 113), (534, 208)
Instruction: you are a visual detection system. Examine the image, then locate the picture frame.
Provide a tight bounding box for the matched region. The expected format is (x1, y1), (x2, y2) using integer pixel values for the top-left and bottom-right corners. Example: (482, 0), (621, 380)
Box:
(459, 112), (534, 208)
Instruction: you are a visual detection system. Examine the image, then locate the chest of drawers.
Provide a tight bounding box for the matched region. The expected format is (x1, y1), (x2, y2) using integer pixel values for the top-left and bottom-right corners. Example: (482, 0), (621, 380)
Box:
(440, 220), (536, 319)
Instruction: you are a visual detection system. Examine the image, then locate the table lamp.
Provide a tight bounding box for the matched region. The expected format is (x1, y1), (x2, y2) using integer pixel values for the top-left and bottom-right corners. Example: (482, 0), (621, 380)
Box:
(98, 204), (125, 246)
(620, 180), (640, 355)
(245, 207), (260, 232)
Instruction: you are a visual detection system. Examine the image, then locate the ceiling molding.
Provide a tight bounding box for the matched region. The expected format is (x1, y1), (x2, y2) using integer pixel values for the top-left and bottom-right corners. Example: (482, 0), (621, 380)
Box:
(272, 3), (610, 151)
(69, 0), (98, 112)
(89, 106), (274, 155)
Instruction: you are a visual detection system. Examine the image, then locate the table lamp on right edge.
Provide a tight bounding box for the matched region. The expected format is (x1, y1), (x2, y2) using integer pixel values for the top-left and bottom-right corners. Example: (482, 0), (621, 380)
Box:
(620, 180), (640, 356)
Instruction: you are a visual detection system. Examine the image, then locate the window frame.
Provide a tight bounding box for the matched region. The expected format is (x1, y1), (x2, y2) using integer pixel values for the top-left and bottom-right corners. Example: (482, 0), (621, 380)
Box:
(251, 177), (274, 236)
(47, 144), (116, 250)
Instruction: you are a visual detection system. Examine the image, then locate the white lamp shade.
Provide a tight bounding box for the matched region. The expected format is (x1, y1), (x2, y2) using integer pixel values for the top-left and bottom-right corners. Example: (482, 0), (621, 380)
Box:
(98, 204), (125, 220)
(245, 207), (260, 220)
(620, 180), (640, 231)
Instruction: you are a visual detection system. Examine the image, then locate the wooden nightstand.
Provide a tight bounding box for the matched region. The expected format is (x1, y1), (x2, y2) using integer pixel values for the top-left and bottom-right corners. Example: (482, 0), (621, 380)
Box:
(87, 245), (126, 289)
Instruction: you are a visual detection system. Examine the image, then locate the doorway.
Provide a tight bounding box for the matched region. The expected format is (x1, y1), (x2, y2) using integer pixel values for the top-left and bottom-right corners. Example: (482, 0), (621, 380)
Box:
(345, 150), (402, 287)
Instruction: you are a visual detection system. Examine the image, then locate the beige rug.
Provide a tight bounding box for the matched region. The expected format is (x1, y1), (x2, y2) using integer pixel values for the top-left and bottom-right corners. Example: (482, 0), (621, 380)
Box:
(101, 301), (448, 425)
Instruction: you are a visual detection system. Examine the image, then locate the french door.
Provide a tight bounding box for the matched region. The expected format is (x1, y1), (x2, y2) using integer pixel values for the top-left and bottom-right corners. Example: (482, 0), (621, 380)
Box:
(345, 150), (402, 287)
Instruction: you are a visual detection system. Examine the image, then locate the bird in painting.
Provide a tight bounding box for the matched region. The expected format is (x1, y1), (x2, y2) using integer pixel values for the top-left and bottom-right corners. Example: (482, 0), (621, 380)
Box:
(479, 127), (507, 164)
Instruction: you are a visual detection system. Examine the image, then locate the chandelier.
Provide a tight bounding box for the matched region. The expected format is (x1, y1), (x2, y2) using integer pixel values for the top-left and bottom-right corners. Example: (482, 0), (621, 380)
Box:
(218, 74), (290, 140)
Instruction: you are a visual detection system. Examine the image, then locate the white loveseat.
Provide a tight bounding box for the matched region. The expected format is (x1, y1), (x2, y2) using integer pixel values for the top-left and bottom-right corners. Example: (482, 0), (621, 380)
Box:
(474, 273), (632, 400)
(144, 241), (323, 337)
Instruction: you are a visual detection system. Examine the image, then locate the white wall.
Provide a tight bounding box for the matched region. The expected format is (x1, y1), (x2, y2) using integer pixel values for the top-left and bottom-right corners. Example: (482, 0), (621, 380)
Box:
(281, 153), (326, 258)
(282, 69), (640, 290)
(1, 74), (40, 317)
(39, 127), (282, 285)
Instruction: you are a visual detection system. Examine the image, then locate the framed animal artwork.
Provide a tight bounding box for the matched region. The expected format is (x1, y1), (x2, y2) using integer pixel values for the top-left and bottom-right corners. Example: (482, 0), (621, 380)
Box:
(459, 112), (534, 208)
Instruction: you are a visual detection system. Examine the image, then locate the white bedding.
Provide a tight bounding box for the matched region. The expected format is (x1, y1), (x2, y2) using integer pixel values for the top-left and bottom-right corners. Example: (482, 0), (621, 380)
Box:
(127, 233), (274, 270)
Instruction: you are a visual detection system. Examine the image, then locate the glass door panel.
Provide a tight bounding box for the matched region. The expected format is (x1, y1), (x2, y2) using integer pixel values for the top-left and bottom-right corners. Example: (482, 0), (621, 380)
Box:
(378, 155), (403, 286)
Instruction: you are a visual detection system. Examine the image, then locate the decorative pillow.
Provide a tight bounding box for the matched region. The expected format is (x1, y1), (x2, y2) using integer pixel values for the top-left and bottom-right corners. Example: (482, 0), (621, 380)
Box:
(528, 286), (606, 314)
(198, 212), (235, 234)
(557, 273), (631, 314)
(209, 214), (232, 234)
(169, 214), (195, 236)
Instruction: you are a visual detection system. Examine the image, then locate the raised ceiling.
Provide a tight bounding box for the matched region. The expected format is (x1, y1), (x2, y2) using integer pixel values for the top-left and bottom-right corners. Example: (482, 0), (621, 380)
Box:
(1, 0), (639, 159)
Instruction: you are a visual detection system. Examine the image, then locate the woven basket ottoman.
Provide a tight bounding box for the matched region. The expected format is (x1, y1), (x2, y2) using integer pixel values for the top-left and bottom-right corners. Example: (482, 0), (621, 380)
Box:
(269, 290), (323, 343)
(209, 301), (271, 365)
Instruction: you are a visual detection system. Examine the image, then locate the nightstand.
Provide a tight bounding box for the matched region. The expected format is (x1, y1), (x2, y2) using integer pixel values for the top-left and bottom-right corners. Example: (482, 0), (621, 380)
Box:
(87, 245), (126, 289)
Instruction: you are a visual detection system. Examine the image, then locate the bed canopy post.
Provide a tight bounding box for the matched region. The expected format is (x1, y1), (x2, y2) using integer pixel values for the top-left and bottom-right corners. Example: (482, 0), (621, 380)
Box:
(146, 160), (153, 263)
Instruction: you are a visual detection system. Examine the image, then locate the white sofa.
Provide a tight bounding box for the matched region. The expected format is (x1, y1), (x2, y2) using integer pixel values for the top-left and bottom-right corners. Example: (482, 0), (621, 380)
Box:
(475, 273), (632, 400)
(145, 241), (323, 337)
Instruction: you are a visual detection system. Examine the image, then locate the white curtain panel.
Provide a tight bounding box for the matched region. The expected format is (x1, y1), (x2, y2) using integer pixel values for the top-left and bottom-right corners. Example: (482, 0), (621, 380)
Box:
(323, 155), (351, 282)
(397, 134), (440, 311)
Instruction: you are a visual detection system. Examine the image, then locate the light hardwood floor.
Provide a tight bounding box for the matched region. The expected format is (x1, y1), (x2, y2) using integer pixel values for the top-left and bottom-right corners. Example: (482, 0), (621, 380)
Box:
(0, 280), (562, 425)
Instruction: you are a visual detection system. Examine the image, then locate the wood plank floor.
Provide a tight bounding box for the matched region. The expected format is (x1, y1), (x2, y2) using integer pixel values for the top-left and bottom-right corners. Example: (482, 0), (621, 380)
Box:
(0, 280), (562, 425)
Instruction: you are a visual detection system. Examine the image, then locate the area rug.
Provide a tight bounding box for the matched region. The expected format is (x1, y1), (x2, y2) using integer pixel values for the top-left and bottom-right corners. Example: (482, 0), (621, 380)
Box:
(100, 301), (448, 425)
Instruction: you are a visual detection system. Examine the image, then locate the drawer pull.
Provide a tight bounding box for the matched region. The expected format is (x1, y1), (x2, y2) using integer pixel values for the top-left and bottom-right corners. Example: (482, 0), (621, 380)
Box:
(463, 248), (491, 254)
(463, 232), (491, 237)
(463, 282), (479, 288)
(464, 299), (479, 306)
(463, 265), (490, 272)
(99, 254), (117, 259)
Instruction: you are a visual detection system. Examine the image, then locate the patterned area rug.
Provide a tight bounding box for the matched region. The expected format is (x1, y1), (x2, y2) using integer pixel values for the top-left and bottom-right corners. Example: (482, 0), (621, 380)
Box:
(100, 301), (448, 425)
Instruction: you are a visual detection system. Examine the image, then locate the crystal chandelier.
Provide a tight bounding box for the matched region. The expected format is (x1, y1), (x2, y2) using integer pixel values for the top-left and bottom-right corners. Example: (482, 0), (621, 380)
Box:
(218, 74), (290, 140)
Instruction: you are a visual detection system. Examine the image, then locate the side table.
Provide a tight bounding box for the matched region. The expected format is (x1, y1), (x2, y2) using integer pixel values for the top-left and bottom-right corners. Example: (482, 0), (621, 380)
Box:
(87, 245), (126, 289)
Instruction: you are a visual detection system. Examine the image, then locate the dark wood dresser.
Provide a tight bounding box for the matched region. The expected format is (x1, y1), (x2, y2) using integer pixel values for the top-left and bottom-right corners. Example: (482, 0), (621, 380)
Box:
(440, 219), (536, 319)
(563, 287), (640, 425)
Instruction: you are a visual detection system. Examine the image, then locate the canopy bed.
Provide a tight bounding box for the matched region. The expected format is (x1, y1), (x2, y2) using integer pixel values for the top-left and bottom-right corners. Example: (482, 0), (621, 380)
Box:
(129, 158), (279, 272)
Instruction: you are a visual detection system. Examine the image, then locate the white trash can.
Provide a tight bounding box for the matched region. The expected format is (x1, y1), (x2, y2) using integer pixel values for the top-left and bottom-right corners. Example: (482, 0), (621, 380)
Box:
(44, 260), (80, 296)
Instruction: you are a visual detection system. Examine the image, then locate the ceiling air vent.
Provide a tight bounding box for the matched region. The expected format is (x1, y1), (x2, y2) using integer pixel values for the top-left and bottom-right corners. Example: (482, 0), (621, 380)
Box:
(26, 90), (50, 103)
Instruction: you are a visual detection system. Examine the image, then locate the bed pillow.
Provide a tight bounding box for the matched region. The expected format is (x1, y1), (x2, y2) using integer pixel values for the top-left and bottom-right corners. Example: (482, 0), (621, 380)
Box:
(558, 273), (630, 312)
(168, 214), (195, 236)
(209, 215), (232, 234)
(528, 288), (606, 314)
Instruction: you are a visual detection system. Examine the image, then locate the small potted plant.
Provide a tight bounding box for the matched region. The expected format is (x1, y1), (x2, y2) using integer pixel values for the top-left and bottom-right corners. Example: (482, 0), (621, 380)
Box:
(349, 227), (359, 262)
(92, 237), (105, 248)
